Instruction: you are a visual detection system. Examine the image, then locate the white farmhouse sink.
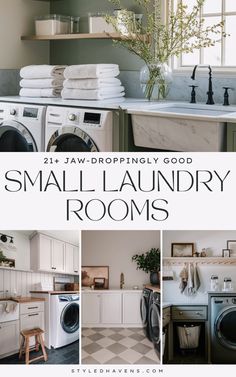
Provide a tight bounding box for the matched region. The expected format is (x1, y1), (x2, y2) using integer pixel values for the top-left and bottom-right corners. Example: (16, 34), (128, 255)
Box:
(0, 300), (19, 323)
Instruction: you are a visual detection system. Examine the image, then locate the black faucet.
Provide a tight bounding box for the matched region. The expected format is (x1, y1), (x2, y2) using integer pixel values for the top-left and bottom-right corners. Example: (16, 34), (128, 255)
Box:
(191, 65), (214, 105)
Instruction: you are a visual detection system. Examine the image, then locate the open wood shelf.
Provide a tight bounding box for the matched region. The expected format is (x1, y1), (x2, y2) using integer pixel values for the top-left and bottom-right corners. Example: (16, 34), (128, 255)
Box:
(163, 257), (236, 265)
(21, 33), (139, 41)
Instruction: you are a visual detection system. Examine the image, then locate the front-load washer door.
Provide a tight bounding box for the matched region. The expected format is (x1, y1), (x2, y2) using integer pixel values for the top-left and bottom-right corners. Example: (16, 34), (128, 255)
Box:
(0, 120), (37, 152)
(47, 126), (99, 152)
(215, 306), (236, 350)
(61, 302), (80, 334)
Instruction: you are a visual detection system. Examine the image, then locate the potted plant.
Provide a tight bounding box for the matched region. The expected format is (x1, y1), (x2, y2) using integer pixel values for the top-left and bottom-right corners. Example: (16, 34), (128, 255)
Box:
(106, 0), (225, 100)
(132, 247), (160, 285)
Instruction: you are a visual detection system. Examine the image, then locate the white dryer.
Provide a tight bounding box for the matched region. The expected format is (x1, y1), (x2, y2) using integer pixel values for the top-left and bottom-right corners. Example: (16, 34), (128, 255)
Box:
(45, 106), (113, 152)
(50, 294), (80, 349)
(0, 102), (46, 151)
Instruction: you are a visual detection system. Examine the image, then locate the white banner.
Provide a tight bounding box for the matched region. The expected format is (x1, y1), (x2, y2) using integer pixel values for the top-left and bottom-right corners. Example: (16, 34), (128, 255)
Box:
(0, 152), (234, 230)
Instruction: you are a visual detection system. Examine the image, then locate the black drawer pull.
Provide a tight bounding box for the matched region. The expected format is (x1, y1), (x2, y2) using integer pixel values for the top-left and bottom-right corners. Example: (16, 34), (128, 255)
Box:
(28, 313), (39, 317)
(27, 306), (38, 310)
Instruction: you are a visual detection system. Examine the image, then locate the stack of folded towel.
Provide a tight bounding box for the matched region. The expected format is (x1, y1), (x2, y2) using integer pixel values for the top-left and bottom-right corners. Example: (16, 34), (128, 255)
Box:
(62, 64), (125, 100)
(19, 65), (66, 98)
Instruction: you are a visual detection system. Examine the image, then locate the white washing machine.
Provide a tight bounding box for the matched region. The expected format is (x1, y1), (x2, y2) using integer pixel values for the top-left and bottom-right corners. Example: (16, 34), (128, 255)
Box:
(45, 106), (113, 152)
(50, 294), (80, 349)
(0, 102), (46, 151)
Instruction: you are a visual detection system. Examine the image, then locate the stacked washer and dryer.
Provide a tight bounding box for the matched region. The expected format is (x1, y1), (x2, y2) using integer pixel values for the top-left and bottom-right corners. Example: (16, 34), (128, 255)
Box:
(0, 101), (113, 152)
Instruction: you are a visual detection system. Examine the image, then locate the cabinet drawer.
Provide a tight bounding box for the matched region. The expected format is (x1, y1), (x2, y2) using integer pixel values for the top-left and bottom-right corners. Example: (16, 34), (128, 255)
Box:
(163, 307), (171, 327)
(20, 302), (44, 315)
(172, 306), (207, 320)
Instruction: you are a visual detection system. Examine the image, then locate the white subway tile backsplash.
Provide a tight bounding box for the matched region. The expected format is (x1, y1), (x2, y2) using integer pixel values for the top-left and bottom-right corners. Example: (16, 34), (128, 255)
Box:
(0, 269), (74, 297)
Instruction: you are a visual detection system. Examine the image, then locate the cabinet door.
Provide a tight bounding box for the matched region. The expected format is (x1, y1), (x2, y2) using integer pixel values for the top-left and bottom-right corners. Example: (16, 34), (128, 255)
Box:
(82, 294), (100, 325)
(73, 246), (80, 274)
(123, 292), (142, 326)
(39, 234), (52, 271)
(0, 321), (19, 356)
(20, 312), (44, 347)
(52, 239), (65, 272)
(101, 294), (122, 324)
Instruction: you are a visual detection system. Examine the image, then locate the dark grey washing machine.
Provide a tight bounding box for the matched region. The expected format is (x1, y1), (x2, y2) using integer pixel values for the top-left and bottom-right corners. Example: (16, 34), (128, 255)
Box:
(140, 288), (153, 341)
(149, 291), (161, 359)
(210, 294), (236, 363)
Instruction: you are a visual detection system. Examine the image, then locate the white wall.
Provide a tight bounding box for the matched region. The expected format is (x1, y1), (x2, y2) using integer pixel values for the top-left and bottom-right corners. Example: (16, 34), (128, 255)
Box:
(0, 269), (73, 297)
(163, 231), (236, 304)
(82, 230), (160, 289)
(0, 0), (50, 68)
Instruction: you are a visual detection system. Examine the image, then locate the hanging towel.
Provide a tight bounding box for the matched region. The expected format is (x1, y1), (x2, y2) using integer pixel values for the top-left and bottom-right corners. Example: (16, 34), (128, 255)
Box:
(20, 65), (66, 79)
(20, 78), (64, 89)
(179, 264), (188, 293)
(5, 302), (17, 313)
(193, 264), (201, 293)
(61, 87), (125, 100)
(20, 88), (62, 98)
(64, 64), (120, 79)
(63, 77), (122, 90)
(187, 263), (194, 295)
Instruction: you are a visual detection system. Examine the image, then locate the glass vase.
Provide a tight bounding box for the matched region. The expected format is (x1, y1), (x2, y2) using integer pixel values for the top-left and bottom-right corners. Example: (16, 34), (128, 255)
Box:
(140, 63), (173, 101)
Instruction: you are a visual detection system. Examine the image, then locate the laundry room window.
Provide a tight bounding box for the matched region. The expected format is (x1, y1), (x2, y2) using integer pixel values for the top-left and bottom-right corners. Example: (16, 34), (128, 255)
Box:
(169, 0), (236, 72)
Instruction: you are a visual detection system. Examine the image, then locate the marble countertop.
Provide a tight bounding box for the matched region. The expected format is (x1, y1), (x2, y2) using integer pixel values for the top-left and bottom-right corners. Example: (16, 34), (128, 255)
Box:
(0, 96), (150, 110)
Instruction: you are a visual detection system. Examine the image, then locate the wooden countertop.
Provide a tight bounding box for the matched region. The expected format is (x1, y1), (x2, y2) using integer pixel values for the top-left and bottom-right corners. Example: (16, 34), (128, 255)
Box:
(0, 297), (45, 303)
(145, 284), (161, 293)
(30, 291), (80, 295)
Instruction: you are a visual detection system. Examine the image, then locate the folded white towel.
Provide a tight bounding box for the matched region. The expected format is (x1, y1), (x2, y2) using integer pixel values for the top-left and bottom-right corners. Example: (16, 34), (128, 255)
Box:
(5, 302), (17, 313)
(64, 64), (120, 79)
(64, 78), (122, 90)
(61, 86), (125, 100)
(20, 78), (64, 89)
(20, 88), (62, 98)
(20, 65), (66, 79)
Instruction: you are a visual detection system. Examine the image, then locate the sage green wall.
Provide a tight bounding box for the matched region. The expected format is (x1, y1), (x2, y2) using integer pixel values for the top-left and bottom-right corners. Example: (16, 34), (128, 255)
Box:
(50, 0), (143, 70)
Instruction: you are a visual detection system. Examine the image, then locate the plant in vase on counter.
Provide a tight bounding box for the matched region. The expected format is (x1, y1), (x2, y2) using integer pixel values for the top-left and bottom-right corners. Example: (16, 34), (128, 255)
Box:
(106, 0), (225, 100)
(132, 247), (160, 285)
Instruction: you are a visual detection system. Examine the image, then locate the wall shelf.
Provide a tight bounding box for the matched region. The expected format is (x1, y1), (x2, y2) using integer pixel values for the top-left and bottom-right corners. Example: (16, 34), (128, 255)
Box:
(21, 33), (141, 41)
(163, 257), (236, 265)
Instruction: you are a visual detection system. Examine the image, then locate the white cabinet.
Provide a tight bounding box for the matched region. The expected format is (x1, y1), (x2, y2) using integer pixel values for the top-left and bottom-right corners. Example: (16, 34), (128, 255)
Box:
(65, 244), (80, 275)
(82, 293), (100, 325)
(101, 293), (122, 324)
(82, 291), (142, 327)
(0, 321), (19, 358)
(20, 301), (45, 347)
(31, 233), (79, 275)
(123, 292), (142, 325)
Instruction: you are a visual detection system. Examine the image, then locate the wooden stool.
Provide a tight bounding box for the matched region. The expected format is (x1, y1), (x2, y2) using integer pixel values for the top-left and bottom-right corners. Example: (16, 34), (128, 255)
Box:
(19, 328), (48, 364)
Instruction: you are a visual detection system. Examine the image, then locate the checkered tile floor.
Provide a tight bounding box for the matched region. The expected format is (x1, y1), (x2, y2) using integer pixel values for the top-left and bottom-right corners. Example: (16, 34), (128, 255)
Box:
(82, 328), (159, 365)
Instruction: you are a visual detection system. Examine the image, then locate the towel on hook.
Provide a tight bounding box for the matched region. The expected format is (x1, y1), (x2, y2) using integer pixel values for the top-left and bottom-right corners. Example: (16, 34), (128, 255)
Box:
(5, 302), (17, 313)
(64, 64), (120, 79)
(63, 77), (122, 90)
(20, 78), (64, 89)
(20, 65), (66, 79)
(193, 263), (201, 293)
(179, 263), (188, 293)
(187, 263), (194, 295)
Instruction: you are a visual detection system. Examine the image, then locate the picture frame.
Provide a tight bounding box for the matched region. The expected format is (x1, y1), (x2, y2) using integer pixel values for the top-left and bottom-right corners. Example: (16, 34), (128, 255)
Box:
(222, 249), (230, 258)
(171, 243), (194, 257)
(227, 240), (236, 257)
(82, 266), (109, 289)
